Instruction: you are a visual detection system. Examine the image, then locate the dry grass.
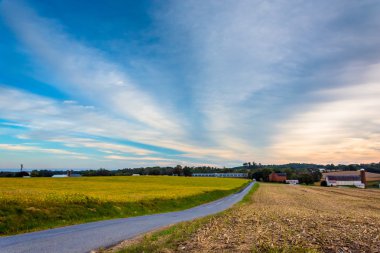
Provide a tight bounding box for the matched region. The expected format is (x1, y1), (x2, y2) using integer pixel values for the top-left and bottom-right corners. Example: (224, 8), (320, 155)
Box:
(175, 184), (380, 253)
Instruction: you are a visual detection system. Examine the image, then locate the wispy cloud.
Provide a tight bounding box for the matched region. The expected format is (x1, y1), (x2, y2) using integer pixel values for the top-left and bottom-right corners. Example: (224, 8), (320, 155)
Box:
(153, 0), (380, 163)
(269, 63), (380, 164)
(1, 0), (380, 167)
(0, 143), (88, 159)
(49, 137), (155, 156)
(0, 86), (164, 155)
(0, 86), (236, 166)
(0, 0), (183, 135)
(105, 155), (169, 161)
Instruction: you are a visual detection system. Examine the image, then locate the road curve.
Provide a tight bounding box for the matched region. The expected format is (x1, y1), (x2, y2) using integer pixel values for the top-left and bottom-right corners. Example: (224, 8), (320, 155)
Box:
(0, 182), (254, 253)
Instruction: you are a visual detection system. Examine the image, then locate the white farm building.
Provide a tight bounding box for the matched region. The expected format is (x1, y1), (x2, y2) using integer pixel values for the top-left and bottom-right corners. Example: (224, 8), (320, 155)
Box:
(192, 173), (248, 178)
(325, 175), (361, 186)
(324, 169), (366, 188)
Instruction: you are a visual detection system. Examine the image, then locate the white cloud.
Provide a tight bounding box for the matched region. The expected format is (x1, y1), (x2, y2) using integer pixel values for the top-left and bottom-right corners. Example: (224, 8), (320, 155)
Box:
(0, 86), (239, 166)
(105, 155), (169, 161)
(0, 0), (184, 136)
(0, 143), (85, 157)
(153, 0), (380, 164)
(269, 63), (380, 164)
(0, 86), (158, 155)
(49, 137), (154, 156)
(63, 100), (77, 105)
(104, 155), (220, 168)
(2, 0), (380, 167)
(0, 122), (29, 128)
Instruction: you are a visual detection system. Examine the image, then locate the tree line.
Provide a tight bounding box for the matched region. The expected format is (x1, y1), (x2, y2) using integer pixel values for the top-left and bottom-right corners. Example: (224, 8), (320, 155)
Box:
(1, 162), (379, 178)
(0, 165), (221, 177)
(248, 168), (322, 185)
(239, 162), (380, 174)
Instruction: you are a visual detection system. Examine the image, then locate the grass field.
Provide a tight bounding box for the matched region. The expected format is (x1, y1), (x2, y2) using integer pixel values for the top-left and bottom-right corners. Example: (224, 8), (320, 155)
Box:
(0, 176), (248, 236)
(115, 183), (380, 253)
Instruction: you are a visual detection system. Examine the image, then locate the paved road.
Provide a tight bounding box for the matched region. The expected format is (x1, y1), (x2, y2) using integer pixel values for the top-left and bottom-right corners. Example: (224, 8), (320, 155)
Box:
(0, 182), (254, 253)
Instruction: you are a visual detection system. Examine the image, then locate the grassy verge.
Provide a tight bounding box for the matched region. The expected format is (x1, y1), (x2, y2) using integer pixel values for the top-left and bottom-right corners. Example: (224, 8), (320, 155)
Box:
(0, 181), (249, 236)
(240, 181), (260, 204)
(114, 215), (218, 253)
(366, 180), (380, 188)
(112, 182), (259, 253)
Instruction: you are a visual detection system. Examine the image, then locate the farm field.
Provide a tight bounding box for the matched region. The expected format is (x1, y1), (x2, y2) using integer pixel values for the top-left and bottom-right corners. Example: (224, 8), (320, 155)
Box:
(117, 183), (380, 253)
(0, 176), (248, 236)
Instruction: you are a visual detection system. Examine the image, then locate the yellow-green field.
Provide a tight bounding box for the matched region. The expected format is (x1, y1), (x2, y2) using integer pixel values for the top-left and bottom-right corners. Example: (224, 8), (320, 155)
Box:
(0, 176), (248, 235)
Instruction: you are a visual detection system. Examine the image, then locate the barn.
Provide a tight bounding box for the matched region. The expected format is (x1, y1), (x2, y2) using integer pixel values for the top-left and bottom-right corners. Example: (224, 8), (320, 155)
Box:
(325, 169), (366, 188)
(269, 172), (287, 182)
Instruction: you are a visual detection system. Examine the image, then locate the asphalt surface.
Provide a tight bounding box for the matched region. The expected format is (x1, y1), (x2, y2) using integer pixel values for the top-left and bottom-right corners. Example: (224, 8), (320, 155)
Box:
(0, 182), (254, 253)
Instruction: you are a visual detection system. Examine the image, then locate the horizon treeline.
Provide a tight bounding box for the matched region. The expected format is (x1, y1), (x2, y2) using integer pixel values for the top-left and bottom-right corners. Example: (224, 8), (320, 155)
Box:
(1, 162), (379, 178)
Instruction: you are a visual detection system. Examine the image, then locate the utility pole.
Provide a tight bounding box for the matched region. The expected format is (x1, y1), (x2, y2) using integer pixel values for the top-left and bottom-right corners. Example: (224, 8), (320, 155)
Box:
(20, 164), (23, 172)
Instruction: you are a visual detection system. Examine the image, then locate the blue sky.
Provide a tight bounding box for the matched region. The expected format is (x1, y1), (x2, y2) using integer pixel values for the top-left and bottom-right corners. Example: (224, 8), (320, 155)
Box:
(1, 0), (380, 169)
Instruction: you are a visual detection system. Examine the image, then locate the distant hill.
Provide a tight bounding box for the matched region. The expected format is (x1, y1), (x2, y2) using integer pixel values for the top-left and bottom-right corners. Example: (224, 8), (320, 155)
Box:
(234, 162), (380, 174)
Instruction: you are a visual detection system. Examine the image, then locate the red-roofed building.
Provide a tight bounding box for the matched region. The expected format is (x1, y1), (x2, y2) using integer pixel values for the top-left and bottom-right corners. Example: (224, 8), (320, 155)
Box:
(269, 172), (287, 182)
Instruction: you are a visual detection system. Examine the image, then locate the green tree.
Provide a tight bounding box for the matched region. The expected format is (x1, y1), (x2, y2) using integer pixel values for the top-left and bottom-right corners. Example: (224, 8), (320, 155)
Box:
(298, 174), (314, 185)
(261, 168), (273, 182)
(173, 165), (183, 176)
(183, 166), (192, 176)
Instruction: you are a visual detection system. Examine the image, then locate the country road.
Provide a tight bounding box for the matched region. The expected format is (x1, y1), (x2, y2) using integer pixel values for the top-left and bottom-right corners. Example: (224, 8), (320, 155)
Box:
(0, 182), (254, 253)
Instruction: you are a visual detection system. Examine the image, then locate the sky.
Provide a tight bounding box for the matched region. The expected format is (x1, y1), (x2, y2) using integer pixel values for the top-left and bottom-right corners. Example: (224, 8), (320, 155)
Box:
(1, 0), (380, 169)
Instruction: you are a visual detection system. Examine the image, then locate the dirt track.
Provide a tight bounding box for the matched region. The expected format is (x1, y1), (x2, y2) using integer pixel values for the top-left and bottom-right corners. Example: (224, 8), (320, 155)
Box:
(178, 184), (380, 252)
